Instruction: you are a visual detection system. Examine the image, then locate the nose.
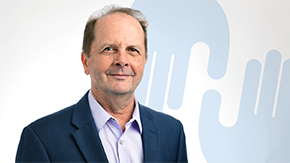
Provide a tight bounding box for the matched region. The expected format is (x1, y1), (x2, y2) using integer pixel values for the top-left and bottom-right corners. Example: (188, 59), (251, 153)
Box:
(113, 51), (129, 67)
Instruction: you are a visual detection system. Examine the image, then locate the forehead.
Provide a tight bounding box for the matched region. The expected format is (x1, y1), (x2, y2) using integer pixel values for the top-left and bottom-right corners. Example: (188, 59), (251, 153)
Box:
(94, 12), (144, 43)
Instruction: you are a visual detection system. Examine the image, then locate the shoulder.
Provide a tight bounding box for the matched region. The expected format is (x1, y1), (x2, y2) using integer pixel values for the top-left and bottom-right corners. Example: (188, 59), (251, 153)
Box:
(28, 104), (76, 132)
(139, 103), (183, 129)
(27, 91), (90, 132)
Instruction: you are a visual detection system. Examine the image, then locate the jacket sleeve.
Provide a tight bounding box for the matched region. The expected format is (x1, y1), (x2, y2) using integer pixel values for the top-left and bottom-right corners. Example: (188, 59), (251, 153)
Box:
(16, 126), (50, 162)
(177, 121), (188, 163)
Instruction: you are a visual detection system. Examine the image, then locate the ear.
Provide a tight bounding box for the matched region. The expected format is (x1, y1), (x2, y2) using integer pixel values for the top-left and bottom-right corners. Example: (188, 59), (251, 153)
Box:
(145, 54), (148, 64)
(81, 52), (90, 75)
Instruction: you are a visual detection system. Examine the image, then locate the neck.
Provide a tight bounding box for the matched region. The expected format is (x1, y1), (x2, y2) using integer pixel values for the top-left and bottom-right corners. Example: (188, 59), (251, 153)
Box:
(91, 89), (135, 131)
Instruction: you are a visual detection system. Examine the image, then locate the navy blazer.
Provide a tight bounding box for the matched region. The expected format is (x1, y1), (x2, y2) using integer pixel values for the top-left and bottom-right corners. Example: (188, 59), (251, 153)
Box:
(16, 92), (188, 162)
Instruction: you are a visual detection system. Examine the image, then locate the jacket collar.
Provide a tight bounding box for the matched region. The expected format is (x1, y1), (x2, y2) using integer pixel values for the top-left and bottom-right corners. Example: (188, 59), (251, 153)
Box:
(71, 91), (109, 163)
(139, 104), (160, 162)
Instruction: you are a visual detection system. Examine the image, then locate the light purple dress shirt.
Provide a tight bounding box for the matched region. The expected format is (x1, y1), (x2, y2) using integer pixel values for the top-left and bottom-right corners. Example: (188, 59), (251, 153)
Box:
(88, 90), (143, 163)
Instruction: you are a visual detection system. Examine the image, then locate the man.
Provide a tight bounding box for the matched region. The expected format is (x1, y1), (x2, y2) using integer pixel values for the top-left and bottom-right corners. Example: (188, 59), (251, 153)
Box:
(16, 5), (188, 163)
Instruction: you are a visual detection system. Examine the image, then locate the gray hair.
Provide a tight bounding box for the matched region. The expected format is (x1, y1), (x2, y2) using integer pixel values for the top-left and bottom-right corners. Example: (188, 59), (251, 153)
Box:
(82, 4), (148, 57)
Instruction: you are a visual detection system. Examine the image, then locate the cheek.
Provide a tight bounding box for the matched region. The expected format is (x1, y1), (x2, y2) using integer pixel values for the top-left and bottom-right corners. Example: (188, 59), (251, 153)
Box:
(90, 56), (111, 72)
(134, 61), (145, 75)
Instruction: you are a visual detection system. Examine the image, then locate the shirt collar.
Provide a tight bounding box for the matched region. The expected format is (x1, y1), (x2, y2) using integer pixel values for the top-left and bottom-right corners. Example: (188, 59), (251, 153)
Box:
(88, 90), (142, 134)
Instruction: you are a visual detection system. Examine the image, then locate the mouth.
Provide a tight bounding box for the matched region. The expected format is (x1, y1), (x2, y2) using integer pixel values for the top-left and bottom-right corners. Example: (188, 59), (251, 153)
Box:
(105, 68), (135, 79)
(108, 74), (131, 79)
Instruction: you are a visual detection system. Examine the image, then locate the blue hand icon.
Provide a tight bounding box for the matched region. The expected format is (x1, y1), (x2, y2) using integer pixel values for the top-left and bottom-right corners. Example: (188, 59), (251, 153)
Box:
(199, 51), (290, 163)
(133, 0), (230, 111)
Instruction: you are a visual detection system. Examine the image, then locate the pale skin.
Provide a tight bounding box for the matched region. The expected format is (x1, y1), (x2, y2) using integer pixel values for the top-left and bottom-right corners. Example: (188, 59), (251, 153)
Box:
(81, 12), (147, 131)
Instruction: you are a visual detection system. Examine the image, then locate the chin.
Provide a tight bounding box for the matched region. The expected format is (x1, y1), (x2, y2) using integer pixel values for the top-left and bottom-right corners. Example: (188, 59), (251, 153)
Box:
(111, 87), (134, 96)
(111, 91), (131, 96)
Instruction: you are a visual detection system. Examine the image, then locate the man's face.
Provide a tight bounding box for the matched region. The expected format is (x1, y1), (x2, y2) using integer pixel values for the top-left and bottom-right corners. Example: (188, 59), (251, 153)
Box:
(82, 12), (147, 96)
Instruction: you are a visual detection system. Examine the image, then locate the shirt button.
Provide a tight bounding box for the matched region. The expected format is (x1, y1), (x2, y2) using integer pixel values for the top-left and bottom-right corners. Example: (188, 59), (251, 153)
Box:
(119, 140), (124, 145)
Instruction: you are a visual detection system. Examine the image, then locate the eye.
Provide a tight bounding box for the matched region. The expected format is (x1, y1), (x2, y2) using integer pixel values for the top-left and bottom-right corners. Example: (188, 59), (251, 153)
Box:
(101, 46), (117, 54)
(128, 47), (139, 53)
(104, 47), (113, 51)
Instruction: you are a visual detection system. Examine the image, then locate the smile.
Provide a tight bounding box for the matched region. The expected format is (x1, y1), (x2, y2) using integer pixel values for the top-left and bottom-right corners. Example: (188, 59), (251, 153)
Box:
(105, 68), (136, 79)
(108, 74), (131, 79)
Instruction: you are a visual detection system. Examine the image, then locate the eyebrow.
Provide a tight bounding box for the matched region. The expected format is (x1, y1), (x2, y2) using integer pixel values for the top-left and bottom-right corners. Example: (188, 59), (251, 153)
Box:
(128, 45), (142, 50)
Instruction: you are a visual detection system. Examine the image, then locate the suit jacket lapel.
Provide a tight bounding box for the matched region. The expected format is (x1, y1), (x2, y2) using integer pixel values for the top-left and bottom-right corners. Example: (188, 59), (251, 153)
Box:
(70, 94), (160, 162)
(71, 92), (108, 163)
(139, 104), (160, 162)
